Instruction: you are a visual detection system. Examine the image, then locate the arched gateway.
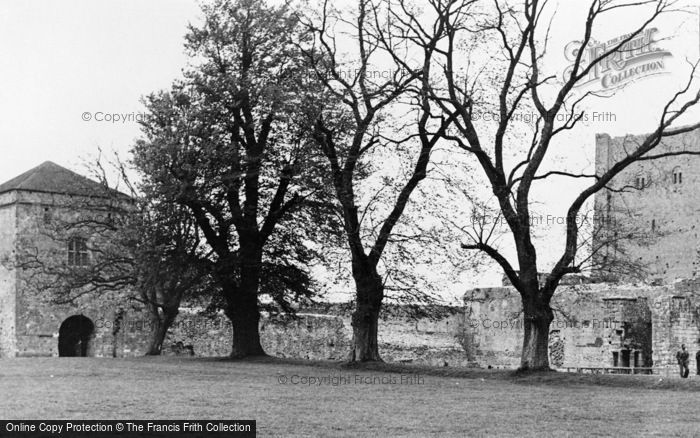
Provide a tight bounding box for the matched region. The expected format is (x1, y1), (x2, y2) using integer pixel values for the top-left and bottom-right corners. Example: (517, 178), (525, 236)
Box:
(58, 315), (94, 357)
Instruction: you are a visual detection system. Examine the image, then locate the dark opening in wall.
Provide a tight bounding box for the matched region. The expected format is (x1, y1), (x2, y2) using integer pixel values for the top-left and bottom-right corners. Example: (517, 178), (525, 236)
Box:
(58, 315), (94, 357)
(621, 349), (631, 367)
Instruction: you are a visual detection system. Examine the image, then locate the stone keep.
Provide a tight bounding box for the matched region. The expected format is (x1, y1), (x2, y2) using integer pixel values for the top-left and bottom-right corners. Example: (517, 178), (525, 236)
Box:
(0, 161), (147, 358)
(593, 128), (700, 283)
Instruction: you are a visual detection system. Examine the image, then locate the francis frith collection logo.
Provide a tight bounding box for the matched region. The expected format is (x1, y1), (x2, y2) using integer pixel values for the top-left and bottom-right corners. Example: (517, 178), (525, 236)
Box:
(564, 27), (672, 89)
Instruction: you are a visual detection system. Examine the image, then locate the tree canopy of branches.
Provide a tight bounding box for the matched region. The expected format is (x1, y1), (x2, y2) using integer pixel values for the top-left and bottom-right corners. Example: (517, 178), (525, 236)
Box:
(416, 0), (700, 369)
(299, 0), (468, 361)
(133, 0), (340, 358)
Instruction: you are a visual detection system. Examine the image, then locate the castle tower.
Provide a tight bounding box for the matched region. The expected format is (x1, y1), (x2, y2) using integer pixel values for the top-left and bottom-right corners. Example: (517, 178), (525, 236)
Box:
(0, 161), (144, 357)
(593, 128), (700, 283)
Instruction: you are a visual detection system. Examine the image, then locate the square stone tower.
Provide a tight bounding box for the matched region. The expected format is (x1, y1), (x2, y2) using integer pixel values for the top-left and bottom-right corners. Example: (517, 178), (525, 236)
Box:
(593, 129), (700, 283)
(0, 161), (147, 357)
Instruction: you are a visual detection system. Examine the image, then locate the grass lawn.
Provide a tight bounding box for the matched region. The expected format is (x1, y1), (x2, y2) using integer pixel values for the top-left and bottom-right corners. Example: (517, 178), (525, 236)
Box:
(1, 356), (700, 437)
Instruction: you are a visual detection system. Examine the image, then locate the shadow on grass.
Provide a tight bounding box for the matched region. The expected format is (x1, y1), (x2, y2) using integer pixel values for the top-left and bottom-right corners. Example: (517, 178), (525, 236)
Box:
(211, 355), (700, 392)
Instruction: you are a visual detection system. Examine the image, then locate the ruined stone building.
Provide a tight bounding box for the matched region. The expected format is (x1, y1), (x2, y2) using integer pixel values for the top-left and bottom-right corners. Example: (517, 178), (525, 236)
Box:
(460, 281), (700, 373)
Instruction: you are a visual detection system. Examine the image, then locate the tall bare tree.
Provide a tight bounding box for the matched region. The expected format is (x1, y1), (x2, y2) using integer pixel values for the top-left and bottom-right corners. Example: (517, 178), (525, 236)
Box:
(299, 0), (469, 361)
(418, 0), (700, 369)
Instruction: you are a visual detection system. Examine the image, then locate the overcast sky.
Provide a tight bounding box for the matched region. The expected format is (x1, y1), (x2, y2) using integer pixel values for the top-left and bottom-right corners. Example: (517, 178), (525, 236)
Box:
(1, 0), (699, 297)
(0, 0), (201, 177)
(0, 1), (697, 181)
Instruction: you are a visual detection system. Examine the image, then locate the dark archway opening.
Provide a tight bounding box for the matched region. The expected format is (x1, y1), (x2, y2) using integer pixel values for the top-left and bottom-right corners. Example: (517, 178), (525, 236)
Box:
(58, 315), (94, 357)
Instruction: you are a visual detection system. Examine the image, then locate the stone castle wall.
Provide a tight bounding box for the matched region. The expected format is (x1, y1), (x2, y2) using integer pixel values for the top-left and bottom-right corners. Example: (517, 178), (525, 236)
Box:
(148, 283), (696, 371)
(158, 308), (469, 367)
(5, 276), (700, 374)
(152, 282), (700, 373)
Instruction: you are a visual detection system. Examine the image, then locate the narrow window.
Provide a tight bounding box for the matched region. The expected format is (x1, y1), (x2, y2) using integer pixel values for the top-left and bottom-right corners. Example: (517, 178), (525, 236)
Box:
(67, 238), (89, 266)
(635, 176), (647, 189)
(673, 168), (682, 185)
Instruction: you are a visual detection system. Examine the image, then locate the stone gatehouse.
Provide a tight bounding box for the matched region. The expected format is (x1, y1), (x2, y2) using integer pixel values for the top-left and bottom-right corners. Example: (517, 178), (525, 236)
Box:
(0, 161), (149, 358)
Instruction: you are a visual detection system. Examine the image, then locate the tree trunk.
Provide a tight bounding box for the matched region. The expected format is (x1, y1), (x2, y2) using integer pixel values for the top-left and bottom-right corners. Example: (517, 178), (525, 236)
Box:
(145, 308), (178, 356)
(520, 295), (554, 371)
(349, 262), (384, 362)
(227, 296), (265, 359)
(221, 249), (266, 359)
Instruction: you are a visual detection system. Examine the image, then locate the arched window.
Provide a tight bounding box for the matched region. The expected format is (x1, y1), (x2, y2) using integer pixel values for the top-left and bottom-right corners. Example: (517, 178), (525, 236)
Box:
(67, 237), (89, 266)
(672, 167), (683, 184)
